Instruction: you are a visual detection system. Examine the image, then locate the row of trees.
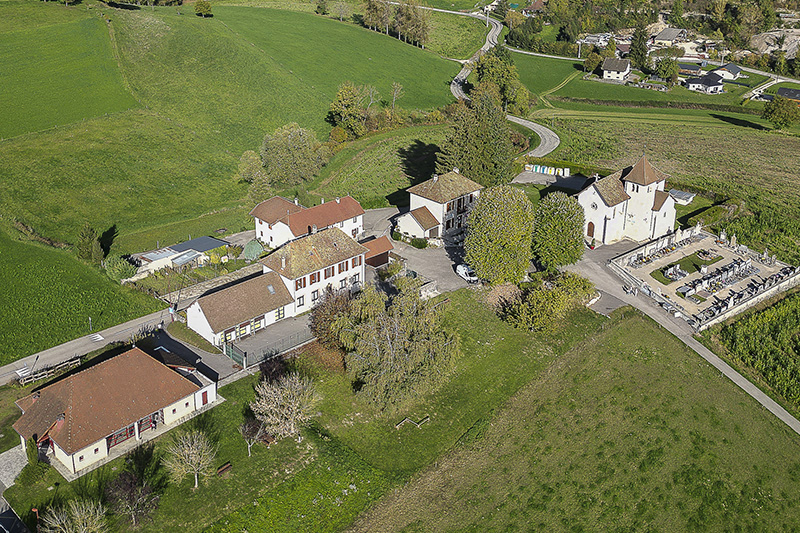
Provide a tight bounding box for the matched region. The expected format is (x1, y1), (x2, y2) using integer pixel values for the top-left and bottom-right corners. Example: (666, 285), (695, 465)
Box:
(311, 279), (461, 410)
(464, 186), (585, 285)
(362, 0), (429, 48)
(472, 46), (533, 116)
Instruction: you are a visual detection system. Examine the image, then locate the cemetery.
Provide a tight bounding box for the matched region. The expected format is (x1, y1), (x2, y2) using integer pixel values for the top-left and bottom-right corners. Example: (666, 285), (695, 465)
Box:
(610, 225), (800, 330)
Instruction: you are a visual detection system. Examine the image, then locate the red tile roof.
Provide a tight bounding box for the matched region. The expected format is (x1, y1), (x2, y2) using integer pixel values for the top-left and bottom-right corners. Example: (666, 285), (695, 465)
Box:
(13, 348), (200, 454)
(250, 196), (303, 225)
(283, 196), (364, 237)
(409, 206), (440, 231)
(652, 190), (671, 211)
(362, 236), (394, 259)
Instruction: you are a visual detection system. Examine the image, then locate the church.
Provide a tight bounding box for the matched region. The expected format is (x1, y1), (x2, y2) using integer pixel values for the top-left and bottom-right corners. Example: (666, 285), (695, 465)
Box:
(576, 155), (676, 245)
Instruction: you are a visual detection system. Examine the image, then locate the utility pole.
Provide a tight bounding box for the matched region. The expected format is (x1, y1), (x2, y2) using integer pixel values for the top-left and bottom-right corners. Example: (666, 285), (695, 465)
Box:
(89, 316), (92, 333)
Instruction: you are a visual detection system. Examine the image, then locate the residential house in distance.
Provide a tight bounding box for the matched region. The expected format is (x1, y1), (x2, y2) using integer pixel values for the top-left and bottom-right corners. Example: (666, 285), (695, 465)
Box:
(653, 27), (687, 47)
(260, 227), (368, 313)
(134, 236), (229, 275)
(686, 72), (724, 94)
(13, 348), (217, 478)
(713, 63), (742, 80)
(251, 195), (364, 248)
(186, 270), (295, 346)
(577, 155), (676, 245)
(678, 62), (702, 77)
(396, 170), (483, 242)
(777, 87), (800, 104)
(521, 0), (544, 16)
(601, 58), (631, 81)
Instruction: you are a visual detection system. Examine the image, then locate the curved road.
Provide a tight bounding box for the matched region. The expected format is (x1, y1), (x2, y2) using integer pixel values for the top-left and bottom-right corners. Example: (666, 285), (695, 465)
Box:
(434, 8), (561, 157)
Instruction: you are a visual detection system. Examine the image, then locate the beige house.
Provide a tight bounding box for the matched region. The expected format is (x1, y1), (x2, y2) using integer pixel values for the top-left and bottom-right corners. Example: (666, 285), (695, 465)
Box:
(601, 58), (631, 81)
(396, 170), (483, 242)
(13, 348), (216, 478)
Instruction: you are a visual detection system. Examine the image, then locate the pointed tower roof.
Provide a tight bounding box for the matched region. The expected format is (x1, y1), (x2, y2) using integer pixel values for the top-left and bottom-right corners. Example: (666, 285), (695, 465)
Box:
(620, 155), (669, 186)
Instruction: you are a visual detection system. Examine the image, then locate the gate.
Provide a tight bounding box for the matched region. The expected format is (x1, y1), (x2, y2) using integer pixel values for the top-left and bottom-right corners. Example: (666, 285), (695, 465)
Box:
(223, 342), (246, 367)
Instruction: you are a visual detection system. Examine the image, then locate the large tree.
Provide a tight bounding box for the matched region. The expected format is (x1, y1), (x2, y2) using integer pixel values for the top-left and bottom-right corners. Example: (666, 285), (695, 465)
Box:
(763, 95), (800, 130)
(436, 93), (514, 188)
(329, 81), (366, 138)
(163, 431), (216, 489)
(76, 222), (103, 265)
(260, 123), (329, 186)
(333, 281), (461, 410)
(654, 57), (679, 85)
(250, 372), (320, 440)
(40, 500), (107, 533)
(630, 24), (649, 71)
(531, 191), (584, 271)
(310, 286), (352, 349)
(465, 185), (535, 284)
(105, 472), (159, 527)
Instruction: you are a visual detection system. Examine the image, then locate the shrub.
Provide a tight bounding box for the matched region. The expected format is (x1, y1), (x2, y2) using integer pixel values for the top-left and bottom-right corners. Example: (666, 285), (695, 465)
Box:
(391, 231), (402, 241)
(105, 255), (137, 282)
(502, 273), (594, 332)
(329, 126), (348, 144)
(410, 238), (427, 249)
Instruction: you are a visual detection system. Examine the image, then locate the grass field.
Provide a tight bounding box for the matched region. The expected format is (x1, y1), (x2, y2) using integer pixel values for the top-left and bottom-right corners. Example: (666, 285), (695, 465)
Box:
(426, 11), (487, 59)
(0, 227), (163, 362)
(304, 125), (448, 209)
(513, 52), (582, 96)
(0, 16), (138, 139)
(349, 309), (800, 532)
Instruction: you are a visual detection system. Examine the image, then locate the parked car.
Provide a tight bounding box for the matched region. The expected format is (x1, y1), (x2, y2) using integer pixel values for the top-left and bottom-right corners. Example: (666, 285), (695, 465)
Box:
(456, 264), (478, 283)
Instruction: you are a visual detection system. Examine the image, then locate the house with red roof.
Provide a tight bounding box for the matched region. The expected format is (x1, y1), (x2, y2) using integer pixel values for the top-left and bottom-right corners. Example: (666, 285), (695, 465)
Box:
(251, 196), (364, 248)
(13, 348), (217, 478)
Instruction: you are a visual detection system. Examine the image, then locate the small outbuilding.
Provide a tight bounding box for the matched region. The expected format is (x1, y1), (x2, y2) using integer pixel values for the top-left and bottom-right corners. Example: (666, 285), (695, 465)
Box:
(361, 236), (394, 267)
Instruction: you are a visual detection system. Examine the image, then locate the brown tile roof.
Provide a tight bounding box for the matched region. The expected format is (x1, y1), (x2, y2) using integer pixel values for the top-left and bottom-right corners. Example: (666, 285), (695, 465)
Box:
(652, 190), (671, 211)
(250, 196), (303, 225)
(409, 206), (440, 231)
(195, 271), (294, 333)
(13, 348), (200, 455)
(362, 236), (394, 259)
(602, 58), (630, 72)
(284, 196), (364, 237)
(621, 155), (670, 186)
(592, 171), (631, 207)
(260, 227), (368, 281)
(406, 171), (483, 204)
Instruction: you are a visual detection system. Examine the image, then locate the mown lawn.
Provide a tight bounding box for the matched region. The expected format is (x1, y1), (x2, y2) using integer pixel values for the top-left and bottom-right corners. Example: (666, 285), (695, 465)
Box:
(0, 16), (137, 139)
(426, 11), (487, 60)
(0, 227), (163, 362)
(349, 309), (800, 532)
(303, 125), (448, 209)
(513, 52), (583, 95)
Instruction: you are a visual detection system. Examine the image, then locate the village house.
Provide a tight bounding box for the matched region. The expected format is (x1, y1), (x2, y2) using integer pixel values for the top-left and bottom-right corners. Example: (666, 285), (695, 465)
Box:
(133, 236), (229, 275)
(712, 63), (742, 80)
(577, 155), (676, 245)
(521, 0), (544, 16)
(186, 271), (295, 346)
(260, 227), (368, 313)
(653, 27), (687, 47)
(13, 347), (217, 478)
(251, 195), (364, 248)
(686, 72), (724, 94)
(395, 170), (483, 242)
(601, 58), (631, 81)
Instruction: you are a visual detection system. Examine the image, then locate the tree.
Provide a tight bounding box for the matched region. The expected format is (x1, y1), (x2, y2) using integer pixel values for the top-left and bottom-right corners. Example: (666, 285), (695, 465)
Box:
(503, 272), (594, 332)
(436, 93), (514, 188)
(465, 185), (535, 284)
(763, 96), (800, 130)
(583, 51), (603, 73)
(601, 36), (617, 58)
(104, 255), (137, 282)
(329, 81), (366, 138)
(76, 222), (103, 265)
(238, 418), (266, 457)
(40, 500), (107, 533)
(363, 0), (379, 30)
(531, 191), (584, 270)
(26, 437), (38, 466)
(315, 0), (328, 15)
(194, 0), (212, 17)
(332, 0), (351, 21)
(494, 0), (509, 19)
(630, 24), (649, 71)
(654, 57), (679, 85)
(670, 0), (684, 25)
(310, 286), (352, 349)
(333, 281), (461, 409)
(235, 150), (267, 184)
(250, 372), (321, 440)
(163, 431), (215, 489)
(504, 10), (524, 30)
(105, 472), (159, 527)
(390, 82), (404, 113)
(260, 123), (329, 186)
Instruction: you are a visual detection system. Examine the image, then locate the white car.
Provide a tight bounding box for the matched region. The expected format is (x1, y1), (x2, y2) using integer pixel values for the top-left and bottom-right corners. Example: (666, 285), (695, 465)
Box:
(456, 264), (478, 283)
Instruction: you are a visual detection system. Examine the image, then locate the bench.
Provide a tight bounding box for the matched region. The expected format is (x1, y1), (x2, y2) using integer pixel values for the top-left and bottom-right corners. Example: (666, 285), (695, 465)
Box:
(216, 462), (232, 476)
(259, 433), (276, 447)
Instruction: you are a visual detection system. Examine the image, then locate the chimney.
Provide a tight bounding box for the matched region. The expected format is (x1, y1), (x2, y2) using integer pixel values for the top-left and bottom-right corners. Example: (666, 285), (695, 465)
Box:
(321, 198), (325, 204)
(453, 168), (460, 174)
(311, 224), (318, 234)
(335, 197), (340, 204)
(294, 197), (299, 206)
(433, 174), (438, 183)
(281, 256), (286, 269)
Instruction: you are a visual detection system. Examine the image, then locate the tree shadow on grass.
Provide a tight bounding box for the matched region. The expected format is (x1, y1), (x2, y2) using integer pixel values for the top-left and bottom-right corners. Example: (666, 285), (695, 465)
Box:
(387, 140), (440, 208)
(710, 113), (766, 130)
(99, 224), (118, 257)
(187, 411), (222, 448)
(125, 442), (168, 493)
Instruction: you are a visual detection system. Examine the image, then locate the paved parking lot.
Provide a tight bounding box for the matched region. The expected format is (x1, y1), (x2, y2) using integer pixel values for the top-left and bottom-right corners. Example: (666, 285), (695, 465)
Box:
(391, 240), (469, 293)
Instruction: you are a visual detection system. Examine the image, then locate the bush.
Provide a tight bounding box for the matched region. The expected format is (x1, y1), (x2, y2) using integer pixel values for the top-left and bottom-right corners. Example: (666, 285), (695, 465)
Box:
(329, 126), (348, 144)
(502, 272), (594, 332)
(195, 0), (212, 16)
(391, 231), (402, 241)
(410, 238), (428, 249)
(17, 462), (50, 487)
(105, 255), (137, 282)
